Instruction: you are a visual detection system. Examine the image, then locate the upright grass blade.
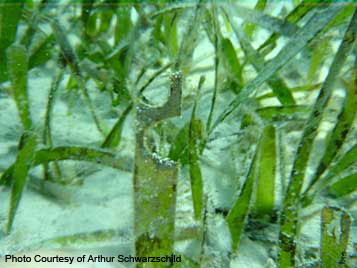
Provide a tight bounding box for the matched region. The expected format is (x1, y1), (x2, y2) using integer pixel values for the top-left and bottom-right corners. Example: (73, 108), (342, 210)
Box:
(110, 4), (150, 96)
(277, 127), (287, 194)
(253, 124), (276, 218)
(81, 0), (94, 38)
(138, 62), (172, 97)
(43, 69), (64, 180)
(189, 77), (205, 220)
(7, 44), (32, 131)
(244, 0), (267, 39)
(308, 37), (331, 83)
(175, 2), (201, 72)
(206, 6), (219, 133)
(0, 166), (14, 186)
(328, 174), (357, 198)
(110, 33), (131, 93)
(303, 55), (357, 204)
(43, 69), (64, 147)
(98, 9), (114, 35)
(153, 12), (166, 49)
(0, 1), (23, 82)
(6, 43), (35, 218)
(320, 207), (351, 268)
(20, 0), (48, 48)
(226, 15), (295, 105)
(169, 77), (205, 165)
(189, 118), (204, 220)
(169, 122), (190, 165)
(221, 37), (243, 89)
(78, 73), (105, 137)
(214, 5), (342, 135)
(51, 20), (81, 75)
(114, 5), (132, 46)
(278, 8), (356, 267)
(163, 11), (179, 60)
(226, 139), (259, 252)
(101, 103), (132, 149)
(28, 33), (55, 70)
(51, 19), (105, 136)
(6, 134), (37, 234)
(102, 62), (172, 149)
(84, 11), (98, 38)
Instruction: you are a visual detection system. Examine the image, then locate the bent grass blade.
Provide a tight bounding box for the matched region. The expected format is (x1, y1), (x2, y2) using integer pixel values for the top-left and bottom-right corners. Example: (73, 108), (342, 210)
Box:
(33, 146), (133, 172)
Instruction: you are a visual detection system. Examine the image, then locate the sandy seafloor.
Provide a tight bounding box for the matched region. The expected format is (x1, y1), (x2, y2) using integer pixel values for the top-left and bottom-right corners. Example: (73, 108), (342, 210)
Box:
(1, 1), (357, 267)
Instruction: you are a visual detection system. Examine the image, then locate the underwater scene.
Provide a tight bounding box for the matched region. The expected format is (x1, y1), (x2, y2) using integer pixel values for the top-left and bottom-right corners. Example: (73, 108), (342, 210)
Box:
(0, 0), (356, 267)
